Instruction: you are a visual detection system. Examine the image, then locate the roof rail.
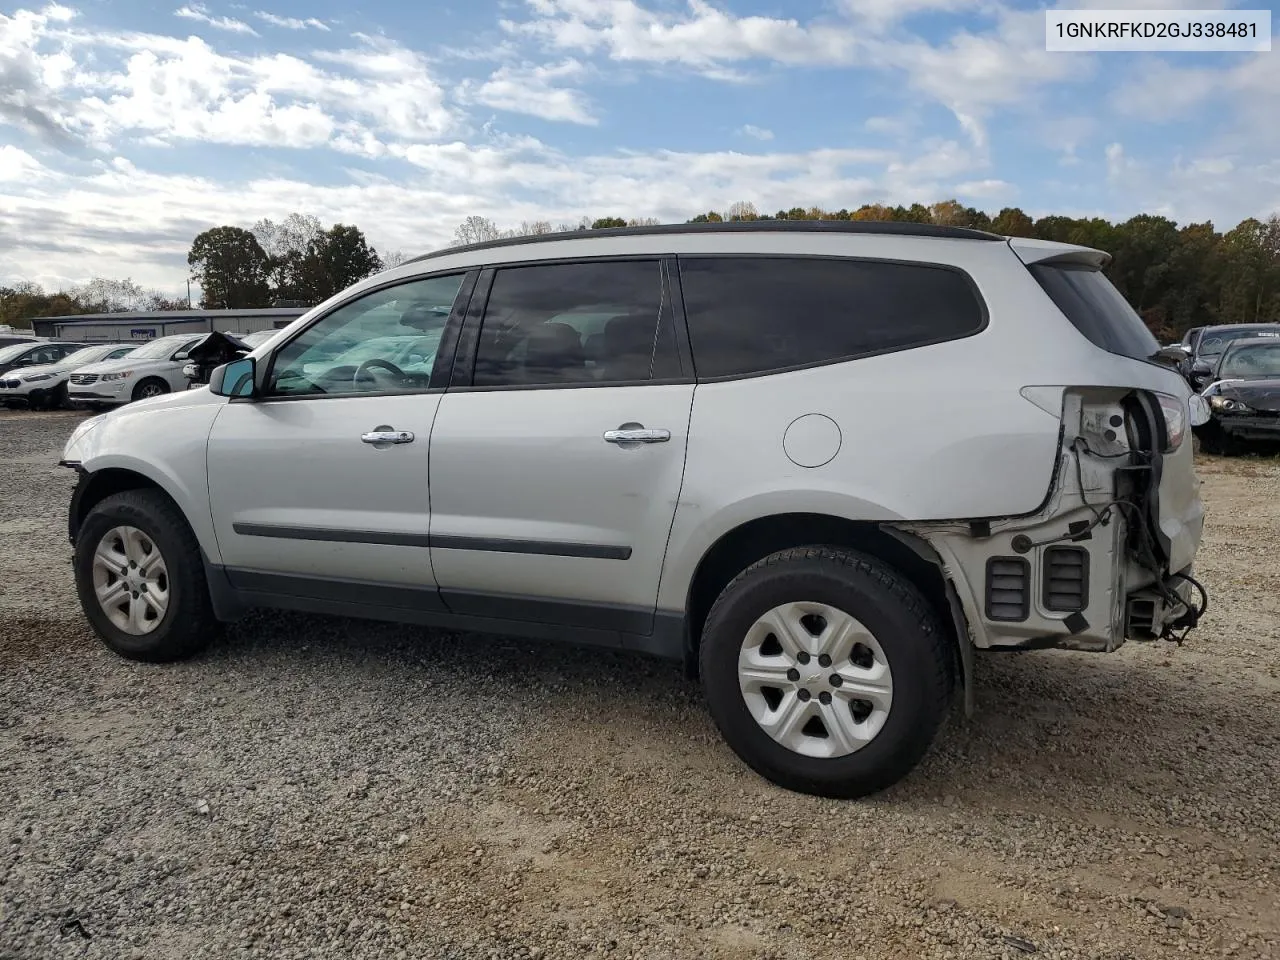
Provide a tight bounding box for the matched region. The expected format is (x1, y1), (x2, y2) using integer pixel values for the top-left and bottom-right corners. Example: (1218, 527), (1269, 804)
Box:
(407, 219), (1004, 264)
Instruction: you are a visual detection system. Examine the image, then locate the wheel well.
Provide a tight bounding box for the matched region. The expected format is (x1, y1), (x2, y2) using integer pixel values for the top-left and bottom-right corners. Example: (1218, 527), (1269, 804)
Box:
(71, 469), (164, 543)
(684, 513), (959, 672)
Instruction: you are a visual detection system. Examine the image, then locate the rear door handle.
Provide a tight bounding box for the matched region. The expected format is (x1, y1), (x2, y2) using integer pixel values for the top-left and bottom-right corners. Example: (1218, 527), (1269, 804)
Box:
(603, 427), (670, 444)
(361, 429), (415, 445)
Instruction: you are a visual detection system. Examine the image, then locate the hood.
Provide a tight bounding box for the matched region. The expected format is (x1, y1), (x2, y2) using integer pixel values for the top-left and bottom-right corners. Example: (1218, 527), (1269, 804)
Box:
(1212, 377), (1280, 412)
(76, 355), (166, 375)
(9, 361), (68, 378)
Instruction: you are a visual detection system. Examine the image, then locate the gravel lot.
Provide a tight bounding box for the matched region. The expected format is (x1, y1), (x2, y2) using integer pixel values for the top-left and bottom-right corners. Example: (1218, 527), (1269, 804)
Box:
(2, 407), (1278, 960)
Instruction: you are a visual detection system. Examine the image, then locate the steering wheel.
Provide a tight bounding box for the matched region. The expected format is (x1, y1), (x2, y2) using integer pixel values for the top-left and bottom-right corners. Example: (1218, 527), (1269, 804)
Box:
(353, 357), (406, 387)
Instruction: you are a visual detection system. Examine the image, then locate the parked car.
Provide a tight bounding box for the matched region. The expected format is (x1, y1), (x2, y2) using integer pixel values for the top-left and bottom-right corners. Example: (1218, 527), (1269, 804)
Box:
(182, 330), (277, 388)
(67, 334), (205, 407)
(0, 343), (138, 409)
(60, 221), (1208, 798)
(1184, 323), (1280, 391)
(1195, 338), (1280, 454)
(0, 340), (88, 377)
(0, 333), (40, 349)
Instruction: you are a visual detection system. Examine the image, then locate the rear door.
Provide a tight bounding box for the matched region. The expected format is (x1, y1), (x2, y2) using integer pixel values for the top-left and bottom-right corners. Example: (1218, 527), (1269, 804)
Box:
(427, 258), (694, 637)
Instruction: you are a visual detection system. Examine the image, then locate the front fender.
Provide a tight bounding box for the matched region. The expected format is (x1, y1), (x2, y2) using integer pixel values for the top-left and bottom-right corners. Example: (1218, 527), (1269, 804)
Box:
(69, 401), (222, 563)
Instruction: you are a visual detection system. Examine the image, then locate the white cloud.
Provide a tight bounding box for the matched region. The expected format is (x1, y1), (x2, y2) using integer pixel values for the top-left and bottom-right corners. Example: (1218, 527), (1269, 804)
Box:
(0, 143), (50, 181)
(862, 7), (1089, 149)
(954, 178), (1013, 200)
(4, 14), (456, 150)
(459, 60), (596, 125)
(174, 3), (258, 36)
(0, 135), (973, 291)
(738, 124), (773, 140)
(839, 0), (988, 29)
(253, 10), (330, 31)
(502, 0), (857, 69)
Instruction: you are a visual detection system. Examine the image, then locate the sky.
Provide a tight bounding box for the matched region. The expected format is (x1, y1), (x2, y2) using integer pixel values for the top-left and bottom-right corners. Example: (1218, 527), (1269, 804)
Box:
(0, 0), (1277, 298)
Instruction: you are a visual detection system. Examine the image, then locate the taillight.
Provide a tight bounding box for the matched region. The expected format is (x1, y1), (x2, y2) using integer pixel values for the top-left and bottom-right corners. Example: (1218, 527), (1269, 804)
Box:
(1156, 393), (1186, 452)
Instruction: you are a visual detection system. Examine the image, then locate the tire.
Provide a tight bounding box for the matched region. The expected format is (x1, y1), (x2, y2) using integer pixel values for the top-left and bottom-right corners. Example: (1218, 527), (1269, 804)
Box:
(73, 490), (219, 662)
(132, 378), (170, 402)
(50, 382), (70, 410)
(28, 390), (47, 411)
(699, 546), (954, 799)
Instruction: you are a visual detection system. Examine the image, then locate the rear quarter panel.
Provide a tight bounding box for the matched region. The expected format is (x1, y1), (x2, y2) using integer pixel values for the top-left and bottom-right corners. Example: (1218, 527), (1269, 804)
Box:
(655, 236), (1129, 612)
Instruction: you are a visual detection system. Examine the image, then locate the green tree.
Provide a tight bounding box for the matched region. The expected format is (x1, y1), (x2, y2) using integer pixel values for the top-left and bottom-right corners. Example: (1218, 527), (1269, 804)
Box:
(591, 216), (628, 229)
(295, 224), (384, 304)
(188, 227), (271, 309)
(991, 207), (1035, 237)
(1218, 216), (1280, 324)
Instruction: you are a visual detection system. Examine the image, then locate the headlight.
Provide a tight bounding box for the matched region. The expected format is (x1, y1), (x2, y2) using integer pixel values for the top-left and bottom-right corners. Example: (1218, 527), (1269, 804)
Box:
(101, 371), (133, 381)
(1209, 395), (1252, 414)
(21, 373), (53, 382)
(62, 413), (106, 462)
(1155, 393), (1187, 451)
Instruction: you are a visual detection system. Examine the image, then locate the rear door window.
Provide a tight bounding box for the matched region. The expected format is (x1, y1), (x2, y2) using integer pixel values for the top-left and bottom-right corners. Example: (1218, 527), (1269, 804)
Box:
(471, 260), (681, 387)
(1029, 264), (1158, 361)
(677, 257), (985, 380)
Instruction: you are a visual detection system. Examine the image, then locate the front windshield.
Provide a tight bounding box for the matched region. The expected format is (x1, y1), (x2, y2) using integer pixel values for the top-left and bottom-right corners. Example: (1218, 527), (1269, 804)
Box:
(1219, 342), (1280, 379)
(0, 342), (33, 363)
(126, 337), (190, 360)
(62, 345), (122, 367)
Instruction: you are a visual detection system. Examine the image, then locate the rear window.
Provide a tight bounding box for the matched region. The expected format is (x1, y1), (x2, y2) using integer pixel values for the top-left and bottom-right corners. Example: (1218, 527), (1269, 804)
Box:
(678, 257), (985, 379)
(1029, 264), (1158, 361)
(1197, 326), (1280, 357)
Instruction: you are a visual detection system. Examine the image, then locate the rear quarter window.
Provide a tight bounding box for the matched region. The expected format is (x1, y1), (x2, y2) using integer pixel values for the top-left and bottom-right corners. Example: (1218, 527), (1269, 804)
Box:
(1029, 264), (1158, 361)
(678, 256), (985, 380)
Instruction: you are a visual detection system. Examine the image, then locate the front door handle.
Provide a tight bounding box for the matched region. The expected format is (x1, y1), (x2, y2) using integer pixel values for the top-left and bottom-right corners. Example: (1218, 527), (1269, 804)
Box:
(603, 426), (671, 444)
(361, 429), (415, 445)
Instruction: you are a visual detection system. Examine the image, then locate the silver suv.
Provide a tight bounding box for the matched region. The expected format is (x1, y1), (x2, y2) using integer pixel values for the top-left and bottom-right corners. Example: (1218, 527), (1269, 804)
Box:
(61, 222), (1208, 797)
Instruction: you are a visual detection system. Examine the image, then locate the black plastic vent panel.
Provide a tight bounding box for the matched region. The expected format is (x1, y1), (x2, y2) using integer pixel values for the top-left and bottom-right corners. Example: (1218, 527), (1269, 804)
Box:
(985, 557), (1030, 621)
(1043, 546), (1089, 612)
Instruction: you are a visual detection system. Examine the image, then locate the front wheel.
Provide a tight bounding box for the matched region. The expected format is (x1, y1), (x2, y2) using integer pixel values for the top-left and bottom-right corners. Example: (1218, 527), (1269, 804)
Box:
(73, 490), (219, 662)
(700, 546), (954, 798)
(132, 378), (170, 402)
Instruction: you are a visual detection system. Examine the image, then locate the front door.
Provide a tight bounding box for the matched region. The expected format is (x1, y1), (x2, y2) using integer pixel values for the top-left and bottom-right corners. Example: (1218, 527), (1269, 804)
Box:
(206, 272), (470, 603)
(428, 258), (694, 635)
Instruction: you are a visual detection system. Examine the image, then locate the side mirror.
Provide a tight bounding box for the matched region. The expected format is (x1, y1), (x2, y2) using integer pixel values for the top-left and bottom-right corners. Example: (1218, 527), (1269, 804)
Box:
(173, 350), (190, 361)
(1154, 344), (1189, 365)
(1191, 360), (1211, 375)
(210, 356), (257, 398)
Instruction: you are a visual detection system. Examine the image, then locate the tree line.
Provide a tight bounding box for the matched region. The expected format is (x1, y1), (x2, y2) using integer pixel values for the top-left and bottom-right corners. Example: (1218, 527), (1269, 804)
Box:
(4, 202), (1277, 340)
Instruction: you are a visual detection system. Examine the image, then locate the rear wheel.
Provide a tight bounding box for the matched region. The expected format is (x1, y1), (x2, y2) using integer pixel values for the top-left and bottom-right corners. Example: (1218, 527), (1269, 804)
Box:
(73, 490), (219, 662)
(132, 378), (169, 402)
(700, 546), (954, 798)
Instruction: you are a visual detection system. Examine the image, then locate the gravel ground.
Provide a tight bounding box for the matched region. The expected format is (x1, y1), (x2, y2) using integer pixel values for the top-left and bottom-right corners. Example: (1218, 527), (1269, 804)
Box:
(1, 407), (1277, 960)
